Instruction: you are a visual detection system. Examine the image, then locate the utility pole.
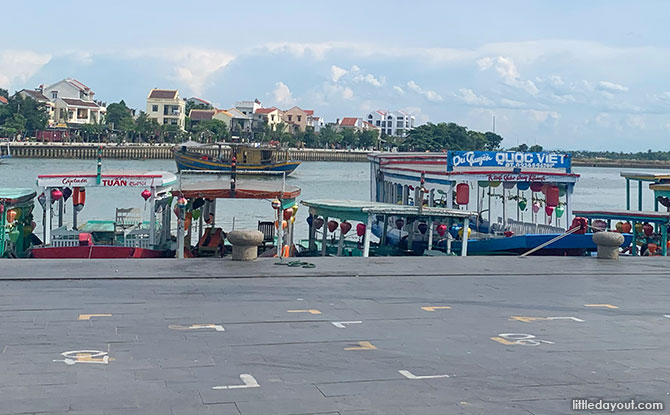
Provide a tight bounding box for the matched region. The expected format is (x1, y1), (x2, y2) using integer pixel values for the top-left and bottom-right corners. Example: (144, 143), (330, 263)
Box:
(492, 115), (495, 133)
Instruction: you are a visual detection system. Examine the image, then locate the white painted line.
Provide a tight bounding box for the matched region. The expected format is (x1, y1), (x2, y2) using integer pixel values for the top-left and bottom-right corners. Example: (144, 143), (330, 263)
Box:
(212, 374), (259, 390)
(53, 350), (110, 365)
(546, 317), (585, 322)
(331, 321), (362, 329)
(168, 324), (224, 332)
(399, 370), (449, 380)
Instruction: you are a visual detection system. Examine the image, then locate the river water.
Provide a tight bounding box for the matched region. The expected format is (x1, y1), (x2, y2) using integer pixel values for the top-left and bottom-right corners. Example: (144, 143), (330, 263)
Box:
(2, 158), (666, 237)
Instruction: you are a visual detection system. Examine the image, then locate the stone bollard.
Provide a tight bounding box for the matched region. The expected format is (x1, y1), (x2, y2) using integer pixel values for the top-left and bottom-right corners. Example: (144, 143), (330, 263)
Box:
(227, 230), (264, 261)
(592, 231), (625, 259)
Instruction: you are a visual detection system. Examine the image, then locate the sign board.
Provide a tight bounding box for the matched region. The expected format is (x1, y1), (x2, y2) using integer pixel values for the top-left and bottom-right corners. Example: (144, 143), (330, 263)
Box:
(37, 174), (161, 188)
(447, 151), (571, 171)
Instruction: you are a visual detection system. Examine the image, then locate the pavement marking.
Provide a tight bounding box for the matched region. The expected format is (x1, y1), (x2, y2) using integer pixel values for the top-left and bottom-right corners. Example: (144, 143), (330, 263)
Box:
(287, 309), (321, 315)
(510, 316), (584, 323)
(399, 370), (449, 380)
(421, 306), (452, 312)
(212, 374), (259, 390)
(331, 321), (362, 329)
(663, 315), (670, 319)
(78, 313), (112, 321)
(585, 304), (618, 309)
(53, 350), (111, 365)
(491, 333), (554, 346)
(344, 341), (377, 351)
(168, 324), (225, 332)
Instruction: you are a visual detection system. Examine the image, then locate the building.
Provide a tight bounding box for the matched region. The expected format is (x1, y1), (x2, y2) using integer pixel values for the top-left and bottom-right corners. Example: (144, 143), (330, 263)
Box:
(308, 116), (325, 132)
(283, 106), (315, 133)
(336, 117), (380, 135)
(253, 107), (284, 131)
(146, 89), (186, 130)
(365, 110), (415, 137)
(189, 109), (232, 129)
(53, 98), (103, 125)
(235, 99), (262, 117)
(41, 78), (95, 102)
(186, 97), (212, 109)
(27, 79), (102, 127)
(17, 89), (55, 124)
(226, 108), (252, 133)
(0, 96), (7, 105)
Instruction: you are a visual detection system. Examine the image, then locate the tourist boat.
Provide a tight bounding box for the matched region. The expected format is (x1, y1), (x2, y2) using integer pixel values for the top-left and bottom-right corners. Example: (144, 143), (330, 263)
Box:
(173, 142), (301, 175)
(367, 150), (632, 256)
(30, 169), (177, 259)
(0, 188), (37, 258)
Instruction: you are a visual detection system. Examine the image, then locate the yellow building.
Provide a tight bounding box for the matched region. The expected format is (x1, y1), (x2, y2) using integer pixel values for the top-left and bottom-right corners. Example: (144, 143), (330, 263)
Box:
(282, 106), (314, 133)
(146, 89), (185, 130)
(254, 107), (284, 131)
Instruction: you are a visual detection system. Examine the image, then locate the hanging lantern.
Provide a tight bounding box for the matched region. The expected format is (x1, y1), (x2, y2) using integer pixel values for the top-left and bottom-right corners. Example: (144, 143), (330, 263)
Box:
(458, 226), (471, 239)
(546, 186), (559, 207)
(545, 206), (554, 216)
(555, 205), (565, 218)
(177, 197), (187, 208)
(518, 200), (527, 211)
(615, 221), (624, 232)
(395, 218), (404, 229)
(530, 182), (543, 192)
(6, 209), (17, 223)
(436, 224), (447, 237)
(62, 187), (73, 201)
(456, 183), (470, 205)
(540, 184), (550, 195)
(635, 223), (643, 234)
(51, 188), (63, 201)
(558, 187), (567, 197)
(489, 181), (501, 188)
(306, 215), (314, 226)
(8, 228), (19, 243)
(477, 180), (490, 188)
(622, 222), (632, 233)
(141, 189), (152, 201)
(38, 193), (46, 208)
(418, 222), (428, 234)
(643, 223), (654, 236)
(327, 220), (338, 232)
(532, 202), (540, 213)
(517, 182), (530, 191)
(340, 222), (352, 234)
(503, 181), (516, 190)
(271, 199), (281, 210)
(356, 223), (366, 237)
(283, 209), (293, 221)
(292, 205), (299, 216)
(192, 198), (205, 210)
(173, 205), (181, 217)
(192, 210), (201, 220)
(593, 220), (607, 232)
(274, 220), (288, 229)
(0, 204), (4, 214)
(313, 217), (324, 229)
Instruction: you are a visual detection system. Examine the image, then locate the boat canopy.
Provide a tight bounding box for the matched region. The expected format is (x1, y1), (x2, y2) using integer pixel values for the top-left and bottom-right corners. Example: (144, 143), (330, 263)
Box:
(620, 172), (670, 182)
(175, 180), (300, 209)
(0, 188), (37, 206)
(36, 171), (177, 189)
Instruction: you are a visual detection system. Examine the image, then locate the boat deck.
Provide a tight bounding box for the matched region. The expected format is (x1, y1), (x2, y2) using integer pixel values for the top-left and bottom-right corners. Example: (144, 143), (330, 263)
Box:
(1, 256), (668, 414)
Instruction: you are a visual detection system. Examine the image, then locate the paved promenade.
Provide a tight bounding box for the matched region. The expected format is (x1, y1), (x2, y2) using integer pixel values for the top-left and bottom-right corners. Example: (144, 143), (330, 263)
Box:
(0, 256), (669, 414)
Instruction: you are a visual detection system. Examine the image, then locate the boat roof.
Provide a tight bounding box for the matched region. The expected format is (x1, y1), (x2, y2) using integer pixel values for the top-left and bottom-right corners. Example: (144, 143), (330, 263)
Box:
(175, 180), (301, 201)
(302, 199), (477, 223)
(0, 188), (36, 205)
(620, 171), (670, 182)
(37, 171), (177, 188)
(573, 209), (670, 223)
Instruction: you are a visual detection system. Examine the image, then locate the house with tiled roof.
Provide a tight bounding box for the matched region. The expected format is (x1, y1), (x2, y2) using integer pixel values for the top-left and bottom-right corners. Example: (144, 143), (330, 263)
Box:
(146, 89), (185, 130)
(33, 79), (103, 128)
(189, 108), (232, 129)
(336, 117), (381, 135)
(253, 107), (284, 131)
(283, 106), (316, 133)
(0, 96), (7, 105)
(42, 78), (95, 102)
(53, 98), (103, 125)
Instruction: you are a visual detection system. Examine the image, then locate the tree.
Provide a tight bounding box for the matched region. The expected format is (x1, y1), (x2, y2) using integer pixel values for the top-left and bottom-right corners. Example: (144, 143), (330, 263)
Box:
(195, 119), (230, 142)
(358, 130), (378, 149)
(185, 99), (213, 117)
(0, 95), (48, 138)
(105, 100), (135, 139)
(318, 124), (338, 148)
(0, 89), (8, 99)
(135, 111), (160, 142)
(528, 144), (543, 152)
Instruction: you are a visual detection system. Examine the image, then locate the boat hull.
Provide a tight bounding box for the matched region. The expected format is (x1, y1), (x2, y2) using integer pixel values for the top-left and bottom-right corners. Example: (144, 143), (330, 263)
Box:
(31, 245), (169, 259)
(175, 151), (300, 175)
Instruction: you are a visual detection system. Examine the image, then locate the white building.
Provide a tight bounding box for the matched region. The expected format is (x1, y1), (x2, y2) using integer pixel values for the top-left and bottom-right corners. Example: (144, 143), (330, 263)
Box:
(235, 99), (262, 117)
(365, 110), (415, 137)
(41, 78), (95, 102)
(146, 89), (186, 130)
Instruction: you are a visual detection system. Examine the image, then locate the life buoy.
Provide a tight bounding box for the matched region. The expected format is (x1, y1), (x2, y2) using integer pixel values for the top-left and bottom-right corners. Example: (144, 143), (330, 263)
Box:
(72, 187), (86, 209)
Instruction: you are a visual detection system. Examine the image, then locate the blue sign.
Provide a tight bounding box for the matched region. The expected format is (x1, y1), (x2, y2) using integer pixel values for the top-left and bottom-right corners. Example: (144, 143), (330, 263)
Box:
(447, 151), (571, 171)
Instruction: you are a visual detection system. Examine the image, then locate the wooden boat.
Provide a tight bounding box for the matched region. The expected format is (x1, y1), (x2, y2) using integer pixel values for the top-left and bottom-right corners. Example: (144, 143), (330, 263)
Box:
(174, 143), (300, 175)
(0, 188), (37, 258)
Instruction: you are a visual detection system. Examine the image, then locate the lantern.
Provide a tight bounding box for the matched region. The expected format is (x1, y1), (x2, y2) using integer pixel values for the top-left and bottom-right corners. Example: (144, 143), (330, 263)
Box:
(477, 180), (490, 188)
(327, 220), (338, 233)
(458, 226), (471, 239)
(6, 209), (17, 223)
(546, 186), (559, 207)
(62, 187), (73, 201)
(192, 210), (201, 220)
(340, 222), (352, 234)
(456, 183), (469, 205)
(37, 193), (46, 208)
(643, 223), (653, 236)
(593, 220), (607, 232)
(314, 217), (324, 229)
(193, 198), (205, 210)
(395, 218), (404, 229)
(275, 220), (288, 229)
(141, 189), (152, 201)
(271, 199), (281, 210)
(436, 224), (447, 237)
(532, 202), (540, 213)
(51, 188), (63, 201)
(283, 209), (293, 221)
(503, 181), (516, 190)
(530, 182), (543, 192)
(418, 222), (428, 234)
(292, 205), (299, 216)
(518, 200), (527, 211)
(306, 215), (313, 226)
(635, 223), (643, 234)
(356, 223), (366, 237)
(622, 222), (632, 233)
(8, 229), (19, 243)
(177, 197), (187, 208)
(517, 182), (530, 191)
(545, 206), (554, 216)
(555, 205), (565, 218)
(489, 181), (501, 188)
(0, 204), (4, 214)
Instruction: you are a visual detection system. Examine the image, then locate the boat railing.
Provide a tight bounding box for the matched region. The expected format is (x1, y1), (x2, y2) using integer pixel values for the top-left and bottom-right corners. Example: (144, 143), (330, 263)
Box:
(51, 226), (81, 247)
(506, 219), (564, 235)
(122, 229), (151, 249)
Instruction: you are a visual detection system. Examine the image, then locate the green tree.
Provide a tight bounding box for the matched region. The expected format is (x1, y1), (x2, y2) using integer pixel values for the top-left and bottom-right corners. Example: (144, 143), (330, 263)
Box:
(195, 119), (230, 142)
(0, 94), (48, 137)
(357, 130), (378, 149)
(400, 122), (504, 152)
(317, 124), (338, 148)
(528, 144), (544, 152)
(135, 111), (160, 142)
(0, 89), (8, 99)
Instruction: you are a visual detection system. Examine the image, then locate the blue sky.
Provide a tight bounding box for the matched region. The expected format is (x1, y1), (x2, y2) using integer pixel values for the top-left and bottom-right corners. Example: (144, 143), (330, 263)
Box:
(2, 0), (669, 151)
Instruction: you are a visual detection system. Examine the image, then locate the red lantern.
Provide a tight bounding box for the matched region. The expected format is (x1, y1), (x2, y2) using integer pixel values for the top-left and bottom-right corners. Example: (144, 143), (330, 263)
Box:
(177, 197), (187, 207)
(545, 206), (554, 216)
(51, 188), (63, 201)
(456, 183), (469, 205)
(340, 222), (352, 234)
(313, 217), (324, 229)
(327, 220), (338, 233)
(141, 189), (152, 201)
(6, 209), (17, 223)
(530, 182), (543, 192)
(395, 218), (404, 229)
(621, 222), (632, 233)
(546, 186), (559, 207)
(436, 224), (447, 237)
(356, 223), (366, 237)
(0, 205), (4, 214)
(283, 209), (293, 221)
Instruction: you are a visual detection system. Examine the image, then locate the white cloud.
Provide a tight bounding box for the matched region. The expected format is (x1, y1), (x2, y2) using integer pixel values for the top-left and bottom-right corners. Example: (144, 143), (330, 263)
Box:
(499, 98), (526, 108)
(526, 109), (559, 123)
(393, 85), (405, 95)
(273, 81), (295, 105)
(361, 73), (382, 87)
(330, 65), (348, 82)
(168, 49), (234, 96)
(407, 80), (442, 102)
(626, 114), (645, 129)
(477, 56), (538, 95)
(457, 88), (494, 107)
(597, 80), (629, 93)
(0, 50), (52, 90)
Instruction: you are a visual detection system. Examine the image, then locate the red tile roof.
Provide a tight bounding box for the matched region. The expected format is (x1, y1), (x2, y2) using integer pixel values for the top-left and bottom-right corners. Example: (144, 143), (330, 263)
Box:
(255, 107), (278, 114)
(0, 96), (7, 105)
(304, 110), (314, 116)
(189, 97), (211, 105)
(149, 89), (178, 99)
(340, 117), (358, 126)
(189, 109), (215, 121)
(67, 78), (91, 92)
(61, 98), (100, 108)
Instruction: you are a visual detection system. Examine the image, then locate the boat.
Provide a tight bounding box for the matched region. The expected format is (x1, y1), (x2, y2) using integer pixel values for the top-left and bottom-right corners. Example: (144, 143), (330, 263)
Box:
(30, 168), (177, 259)
(0, 141), (11, 163)
(0, 188), (37, 258)
(174, 142), (301, 176)
(367, 150), (631, 256)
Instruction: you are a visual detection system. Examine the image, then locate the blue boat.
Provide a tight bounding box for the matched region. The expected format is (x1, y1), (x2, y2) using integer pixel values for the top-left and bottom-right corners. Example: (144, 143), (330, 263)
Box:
(174, 143), (300, 176)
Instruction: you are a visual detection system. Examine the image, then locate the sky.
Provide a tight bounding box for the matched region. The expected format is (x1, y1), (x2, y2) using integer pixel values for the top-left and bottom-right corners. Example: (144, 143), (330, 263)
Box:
(2, 0), (670, 151)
